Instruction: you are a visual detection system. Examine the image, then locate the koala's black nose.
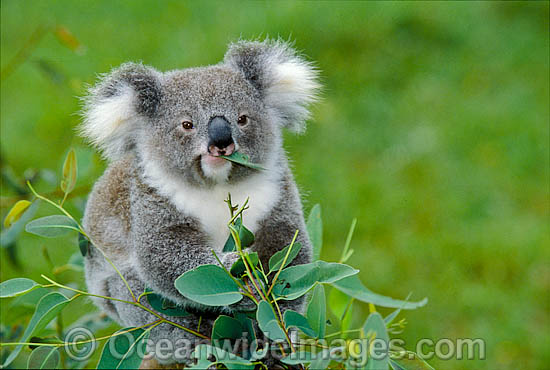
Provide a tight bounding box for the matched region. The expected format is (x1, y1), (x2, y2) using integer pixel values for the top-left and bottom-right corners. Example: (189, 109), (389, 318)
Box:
(208, 116), (235, 156)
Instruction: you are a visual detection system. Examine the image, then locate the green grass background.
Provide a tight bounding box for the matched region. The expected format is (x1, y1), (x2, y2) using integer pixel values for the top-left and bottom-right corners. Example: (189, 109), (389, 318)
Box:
(1, 1), (548, 369)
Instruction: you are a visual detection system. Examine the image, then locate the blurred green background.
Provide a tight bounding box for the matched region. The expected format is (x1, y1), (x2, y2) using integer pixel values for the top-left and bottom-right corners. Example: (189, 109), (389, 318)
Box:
(1, 1), (548, 369)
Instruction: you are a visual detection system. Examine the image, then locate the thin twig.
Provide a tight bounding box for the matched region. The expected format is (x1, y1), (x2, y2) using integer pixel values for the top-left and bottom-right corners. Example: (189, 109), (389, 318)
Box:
(28, 181), (136, 301)
(266, 230), (299, 297)
(40, 275), (208, 339)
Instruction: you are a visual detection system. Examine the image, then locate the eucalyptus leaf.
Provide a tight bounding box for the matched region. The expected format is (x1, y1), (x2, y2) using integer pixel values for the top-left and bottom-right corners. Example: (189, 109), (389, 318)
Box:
(212, 315), (244, 343)
(331, 275), (428, 309)
(25, 215), (80, 238)
(272, 261), (359, 300)
(306, 204), (323, 261)
(61, 148), (77, 195)
(0, 278), (39, 298)
(283, 310), (316, 337)
(223, 217), (254, 252)
(4, 200), (32, 228)
(309, 349), (331, 370)
(230, 252), (259, 277)
(256, 300), (286, 341)
(306, 284), (326, 339)
(97, 327), (149, 369)
(2, 292), (70, 367)
(27, 346), (60, 369)
(389, 351), (435, 370)
(221, 151), (265, 171)
(192, 344), (254, 370)
(329, 288), (354, 334)
(175, 264), (242, 306)
(234, 312), (256, 360)
(363, 312), (389, 370)
(268, 242), (302, 273)
(146, 289), (189, 317)
(1, 200), (39, 247)
(9, 287), (49, 309)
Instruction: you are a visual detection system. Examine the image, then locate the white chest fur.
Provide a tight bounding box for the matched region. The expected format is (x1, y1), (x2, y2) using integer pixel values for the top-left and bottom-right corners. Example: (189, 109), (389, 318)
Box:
(141, 161), (281, 250)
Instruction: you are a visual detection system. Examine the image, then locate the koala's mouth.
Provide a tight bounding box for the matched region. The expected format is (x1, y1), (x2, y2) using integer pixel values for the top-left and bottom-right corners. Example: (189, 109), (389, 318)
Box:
(195, 154), (232, 183)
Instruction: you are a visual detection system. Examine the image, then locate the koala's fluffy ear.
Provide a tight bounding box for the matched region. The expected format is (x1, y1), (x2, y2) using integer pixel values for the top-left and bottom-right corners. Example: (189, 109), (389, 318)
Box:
(80, 63), (161, 160)
(224, 40), (320, 133)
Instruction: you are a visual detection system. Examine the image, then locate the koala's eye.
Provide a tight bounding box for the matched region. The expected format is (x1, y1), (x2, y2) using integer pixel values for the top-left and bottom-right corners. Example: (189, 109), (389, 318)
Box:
(182, 121), (194, 130)
(237, 115), (249, 126)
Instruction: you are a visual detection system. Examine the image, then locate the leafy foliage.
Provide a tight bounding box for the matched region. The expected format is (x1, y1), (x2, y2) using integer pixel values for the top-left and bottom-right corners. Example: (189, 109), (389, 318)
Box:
(0, 278), (39, 298)
(175, 264), (243, 306)
(0, 149), (433, 369)
(221, 151), (266, 171)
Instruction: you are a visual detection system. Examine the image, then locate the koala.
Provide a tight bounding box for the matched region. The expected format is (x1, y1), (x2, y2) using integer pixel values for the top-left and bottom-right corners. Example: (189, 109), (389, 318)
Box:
(80, 40), (320, 365)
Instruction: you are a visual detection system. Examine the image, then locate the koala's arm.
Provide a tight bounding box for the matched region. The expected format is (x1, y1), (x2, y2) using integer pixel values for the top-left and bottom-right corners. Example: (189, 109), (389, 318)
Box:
(252, 172), (313, 313)
(129, 178), (240, 305)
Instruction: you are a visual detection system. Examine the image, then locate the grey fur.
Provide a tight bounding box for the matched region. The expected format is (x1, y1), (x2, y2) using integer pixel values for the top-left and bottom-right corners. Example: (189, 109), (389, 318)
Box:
(81, 40), (320, 364)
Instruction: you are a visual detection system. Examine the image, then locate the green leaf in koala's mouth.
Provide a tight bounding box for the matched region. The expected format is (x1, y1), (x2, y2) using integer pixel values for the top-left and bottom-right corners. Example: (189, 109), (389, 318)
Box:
(220, 152), (265, 170)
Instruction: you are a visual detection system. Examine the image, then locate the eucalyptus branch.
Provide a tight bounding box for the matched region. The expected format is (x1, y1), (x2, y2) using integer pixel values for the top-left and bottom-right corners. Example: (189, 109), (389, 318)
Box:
(40, 275), (208, 339)
(136, 290), (155, 304)
(266, 230), (299, 297)
(0, 321), (162, 348)
(27, 181), (79, 225)
(211, 249), (257, 302)
(230, 225), (266, 302)
(271, 292), (296, 353)
(324, 328), (362, 339)
(28, 181), (136, 301)
(227, 197), (250, 226)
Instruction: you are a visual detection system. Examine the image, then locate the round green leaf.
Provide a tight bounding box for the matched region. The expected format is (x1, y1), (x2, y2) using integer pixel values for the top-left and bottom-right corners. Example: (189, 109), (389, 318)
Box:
(97, 327), (149, 369)
(223, 217), (255, 252)
(283, 310), (317, 337)
(230, 252), (259, 277)
(0, 278), (39, 298)
(272, 261), (359, 300)
(175, 264), (242, 306)
(212, 315), (244, 342)
(256, 300), (286, 341)
(146, 289), (189, 317)
(25, 215), (80, 238)
(27, 346), (60, 369)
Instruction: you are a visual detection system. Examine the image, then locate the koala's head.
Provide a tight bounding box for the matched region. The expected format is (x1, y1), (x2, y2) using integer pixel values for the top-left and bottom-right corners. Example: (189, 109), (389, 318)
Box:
(81, 40), (320, 187)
